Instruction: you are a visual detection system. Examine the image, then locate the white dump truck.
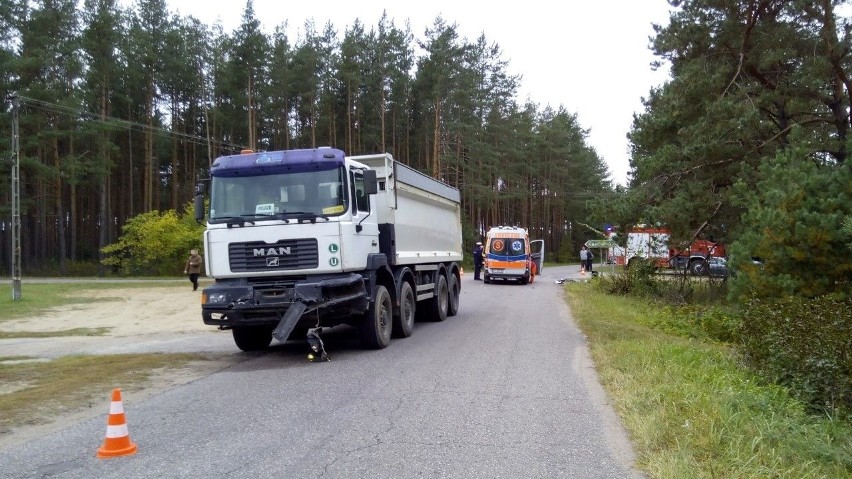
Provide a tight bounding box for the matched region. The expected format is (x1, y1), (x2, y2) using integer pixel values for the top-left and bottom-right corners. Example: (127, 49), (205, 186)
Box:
(193, 148), (463, 352)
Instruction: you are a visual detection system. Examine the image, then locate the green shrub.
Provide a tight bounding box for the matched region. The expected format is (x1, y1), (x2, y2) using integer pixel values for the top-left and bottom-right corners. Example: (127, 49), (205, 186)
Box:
(597, 257), (662, 296)
(728, 148), (852, 303)
(738, 295), (852, 414)
(101, 202), (204, 276)
(647, 304), (741, 344)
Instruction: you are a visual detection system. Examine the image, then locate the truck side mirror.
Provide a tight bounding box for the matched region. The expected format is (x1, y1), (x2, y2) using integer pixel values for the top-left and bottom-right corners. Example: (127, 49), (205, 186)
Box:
(194, 181), (205, 222)
(363, 170), (378, 195)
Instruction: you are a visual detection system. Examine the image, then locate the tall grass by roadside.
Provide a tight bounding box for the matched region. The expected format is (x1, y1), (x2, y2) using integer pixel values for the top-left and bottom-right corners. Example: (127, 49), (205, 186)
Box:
(565, 282), (852, 478)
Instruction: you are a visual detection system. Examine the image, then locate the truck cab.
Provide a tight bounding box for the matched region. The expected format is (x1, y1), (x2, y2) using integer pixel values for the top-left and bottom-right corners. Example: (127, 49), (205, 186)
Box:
(203, 148), (378, 278)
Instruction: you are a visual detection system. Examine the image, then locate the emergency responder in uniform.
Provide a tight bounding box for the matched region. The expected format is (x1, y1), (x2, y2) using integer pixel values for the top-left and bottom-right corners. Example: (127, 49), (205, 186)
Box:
(473, 241), (484, 280)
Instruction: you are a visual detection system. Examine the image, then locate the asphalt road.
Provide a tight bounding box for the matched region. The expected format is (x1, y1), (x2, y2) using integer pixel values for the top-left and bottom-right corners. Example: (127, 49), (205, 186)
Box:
(0, 265), (642, 479)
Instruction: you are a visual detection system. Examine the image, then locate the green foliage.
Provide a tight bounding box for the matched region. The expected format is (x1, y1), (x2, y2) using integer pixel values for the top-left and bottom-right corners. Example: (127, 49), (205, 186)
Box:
(101, 202), (204, 275)
(842, 214), (852, 250)
(595, 263), (737, 343)
(728, 144), (852, 302)
(611, 1), (852, 308)
(567, 283), (852, 478)
(553, 238), (577, 264)
(596, 257), (664, 297)
(738, 295), (852, 415)
(649, 305), (740, 344)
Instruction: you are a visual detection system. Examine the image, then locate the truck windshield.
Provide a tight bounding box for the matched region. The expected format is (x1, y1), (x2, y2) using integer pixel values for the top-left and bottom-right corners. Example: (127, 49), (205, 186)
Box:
(209, 166), (347, 222)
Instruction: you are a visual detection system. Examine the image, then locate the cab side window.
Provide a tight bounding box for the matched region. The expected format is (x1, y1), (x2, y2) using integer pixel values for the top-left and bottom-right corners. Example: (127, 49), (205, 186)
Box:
(351, 170), (370, 214)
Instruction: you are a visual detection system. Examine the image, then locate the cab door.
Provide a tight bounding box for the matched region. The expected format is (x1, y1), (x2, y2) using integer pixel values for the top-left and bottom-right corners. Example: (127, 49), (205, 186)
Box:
(530, 239), (545, 273)
(340, 168), (379, 271)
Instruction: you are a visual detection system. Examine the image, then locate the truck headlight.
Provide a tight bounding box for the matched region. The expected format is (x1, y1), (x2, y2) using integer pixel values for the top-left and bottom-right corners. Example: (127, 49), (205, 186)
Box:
(204, 292), (230, 305)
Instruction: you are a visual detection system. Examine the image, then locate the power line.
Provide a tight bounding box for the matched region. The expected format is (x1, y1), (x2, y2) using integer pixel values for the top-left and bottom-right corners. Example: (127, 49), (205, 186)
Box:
(16, 95), (249, 152)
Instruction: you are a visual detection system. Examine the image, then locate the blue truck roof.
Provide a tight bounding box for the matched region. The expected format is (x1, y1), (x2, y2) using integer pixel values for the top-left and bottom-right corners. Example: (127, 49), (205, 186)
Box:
(210, 148), (346, 177)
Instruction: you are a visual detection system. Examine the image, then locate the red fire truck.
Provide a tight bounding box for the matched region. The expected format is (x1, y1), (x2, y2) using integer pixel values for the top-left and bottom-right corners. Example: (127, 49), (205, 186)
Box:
(608, 226), (726, 276)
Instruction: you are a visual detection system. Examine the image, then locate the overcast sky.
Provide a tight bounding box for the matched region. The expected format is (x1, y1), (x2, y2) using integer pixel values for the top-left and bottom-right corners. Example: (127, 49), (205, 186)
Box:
(161, 0), (674, 185)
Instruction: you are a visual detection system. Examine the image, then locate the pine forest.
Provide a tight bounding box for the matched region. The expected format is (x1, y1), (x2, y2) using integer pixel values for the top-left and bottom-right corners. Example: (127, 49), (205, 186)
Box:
(0, 0), (611, 275)
(0, 0), (850, 302)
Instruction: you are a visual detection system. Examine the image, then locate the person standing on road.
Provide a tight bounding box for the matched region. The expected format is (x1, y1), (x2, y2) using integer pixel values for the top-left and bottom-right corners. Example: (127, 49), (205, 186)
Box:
(579, 245), (588, 273)
(184, 249), (203, 291)
(473, 241), (484, 280)
(586, 248), (594, 274)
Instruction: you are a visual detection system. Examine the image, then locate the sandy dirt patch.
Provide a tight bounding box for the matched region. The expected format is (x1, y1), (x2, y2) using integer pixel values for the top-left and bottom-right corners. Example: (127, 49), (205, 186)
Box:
(2, 286), (209, 336)
(0, 284), (239, 360)
(0, 284), (245, 449)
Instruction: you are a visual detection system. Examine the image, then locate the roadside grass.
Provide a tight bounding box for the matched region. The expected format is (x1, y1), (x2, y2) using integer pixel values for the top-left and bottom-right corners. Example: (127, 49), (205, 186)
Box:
(0, 353), (211, 436)
(0, 282), (184, 322)
(564, 282), (852, 478)
(0, 328), (111, 339)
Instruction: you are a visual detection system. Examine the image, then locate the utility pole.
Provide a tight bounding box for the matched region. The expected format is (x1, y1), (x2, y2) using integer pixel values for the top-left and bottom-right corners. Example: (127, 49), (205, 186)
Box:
(10, 93), (22, 300)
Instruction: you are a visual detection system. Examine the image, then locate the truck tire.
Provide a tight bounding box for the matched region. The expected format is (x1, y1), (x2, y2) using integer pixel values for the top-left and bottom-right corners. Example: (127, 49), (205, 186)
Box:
(421, 274), (448, 322)
(447, 273), (460, 317)
(359, 285), (393, 349)
(690, 259), (709, 276)
(392, 281), (416, 338)
(232, 326), (273, 351)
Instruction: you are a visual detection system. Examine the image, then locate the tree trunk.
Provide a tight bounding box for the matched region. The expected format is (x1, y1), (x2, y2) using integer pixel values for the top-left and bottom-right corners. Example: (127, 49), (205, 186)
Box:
(171, 97), (179, 210)
(380, 81), (386, 152)
(53, 137), (67, 275)
(247, 74), (256, 150)
(432, 99), (441, 178)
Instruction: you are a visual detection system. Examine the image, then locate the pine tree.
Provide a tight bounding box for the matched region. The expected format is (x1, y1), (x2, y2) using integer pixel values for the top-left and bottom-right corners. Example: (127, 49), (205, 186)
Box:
(230, 0), (269, 151)
(619, 0), (852, 300)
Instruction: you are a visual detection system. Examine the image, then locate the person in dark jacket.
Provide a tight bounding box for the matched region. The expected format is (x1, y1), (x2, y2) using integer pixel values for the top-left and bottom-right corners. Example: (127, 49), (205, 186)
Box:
(184, 249), (203, 291)
(586, 248), (594, 273)
(473, 241), (484, 280)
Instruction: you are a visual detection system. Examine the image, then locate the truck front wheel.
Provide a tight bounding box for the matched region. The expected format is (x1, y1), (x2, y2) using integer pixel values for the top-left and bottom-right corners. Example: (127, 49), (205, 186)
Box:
(359, 285), (393, 349)
(232, 325), (273, 351)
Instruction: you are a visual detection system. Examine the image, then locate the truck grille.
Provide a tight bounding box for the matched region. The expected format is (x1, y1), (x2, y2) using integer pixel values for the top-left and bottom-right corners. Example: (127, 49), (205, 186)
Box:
(229, 239), (319, 272)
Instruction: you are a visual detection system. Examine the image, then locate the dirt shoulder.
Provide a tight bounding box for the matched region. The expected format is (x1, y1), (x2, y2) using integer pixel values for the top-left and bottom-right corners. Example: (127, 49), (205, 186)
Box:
(0, 284), (243, 449)
(3, 285), (211, 336)
(1, 283), (237, 358)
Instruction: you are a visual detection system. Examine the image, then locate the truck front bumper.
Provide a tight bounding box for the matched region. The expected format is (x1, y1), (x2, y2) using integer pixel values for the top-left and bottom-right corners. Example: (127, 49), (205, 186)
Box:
(201, 274), (367, 327)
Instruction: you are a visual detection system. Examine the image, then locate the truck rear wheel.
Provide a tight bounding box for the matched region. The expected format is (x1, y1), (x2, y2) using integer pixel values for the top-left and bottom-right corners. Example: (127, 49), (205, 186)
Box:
(359, 285), (393, 349)
(232, 325), (273, 351)
(392, 281), (416, 338)
(447, 273), (460, 317)
(421, 274), (448, 322)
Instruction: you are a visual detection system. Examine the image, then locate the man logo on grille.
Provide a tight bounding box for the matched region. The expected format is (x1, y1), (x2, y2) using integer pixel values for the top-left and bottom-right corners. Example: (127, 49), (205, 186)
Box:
(267, 257), (280, 267)
(254, 247), (291, 256)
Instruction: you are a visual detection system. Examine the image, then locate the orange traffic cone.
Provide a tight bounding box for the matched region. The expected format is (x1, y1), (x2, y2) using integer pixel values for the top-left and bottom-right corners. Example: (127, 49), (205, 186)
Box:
(97, 388), (137, 458)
